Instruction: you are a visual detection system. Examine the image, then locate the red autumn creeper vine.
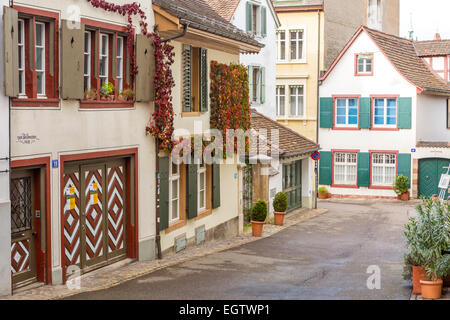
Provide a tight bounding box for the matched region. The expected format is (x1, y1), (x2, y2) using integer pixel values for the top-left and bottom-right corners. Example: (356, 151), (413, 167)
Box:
(87, 0), (176, 152)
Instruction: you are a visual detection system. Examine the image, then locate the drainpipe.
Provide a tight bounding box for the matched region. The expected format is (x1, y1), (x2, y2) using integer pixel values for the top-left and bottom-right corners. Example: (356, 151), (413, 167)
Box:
(154, 22), (189, 260)
(314, 10), (321, 210)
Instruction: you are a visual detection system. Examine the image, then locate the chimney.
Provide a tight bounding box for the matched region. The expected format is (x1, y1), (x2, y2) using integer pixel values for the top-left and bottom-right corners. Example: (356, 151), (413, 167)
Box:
(434, 33), (441, 40)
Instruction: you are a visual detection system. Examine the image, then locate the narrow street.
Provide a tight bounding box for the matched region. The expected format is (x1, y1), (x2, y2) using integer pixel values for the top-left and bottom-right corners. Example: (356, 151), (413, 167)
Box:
(66, 200), (413, 300)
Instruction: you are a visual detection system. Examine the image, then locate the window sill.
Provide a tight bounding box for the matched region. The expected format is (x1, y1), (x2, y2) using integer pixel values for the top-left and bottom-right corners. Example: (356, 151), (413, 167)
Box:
(332, 127), (361, 131)
(355, 73), (374, 77)
(12, 98), (60, 108)
(369, 185), (394, 190)
(164, 219), (187, 234)
(277, 60), (307, 64)
(79, 100), (134, 109)
(181, 112), (205, 117)
(195, 209), (212, 221)
(370, 127), (399, 131)
(276, 116), (308, 121)
(331, 184), (360, 189)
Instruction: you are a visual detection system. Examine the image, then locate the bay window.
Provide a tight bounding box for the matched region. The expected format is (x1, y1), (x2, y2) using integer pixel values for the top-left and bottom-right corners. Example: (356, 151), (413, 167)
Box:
(373, 97), (397, 128)
(335, 98), (358, 127)
(372, 153), (396, 187)
(334, 152), (357, 185)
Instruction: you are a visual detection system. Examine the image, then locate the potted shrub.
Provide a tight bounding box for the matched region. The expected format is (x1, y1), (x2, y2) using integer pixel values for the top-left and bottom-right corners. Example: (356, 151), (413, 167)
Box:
(251, 200), (267, 237)
(84, 88), (97, 100)
(318, 186), (329, 199)
(393, 175), (410, 201)
(273, 192), (288, 226)
(100, 82), (115, 101)
(402, 251), (426, 295)
(122, 88), (135, 101)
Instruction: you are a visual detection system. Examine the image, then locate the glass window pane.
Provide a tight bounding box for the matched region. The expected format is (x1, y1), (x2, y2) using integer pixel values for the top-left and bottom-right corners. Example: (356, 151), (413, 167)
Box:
(36, 48), (43, 70)
(171, 180), (178, 199)
(375, 99), (385, 107)
(387, 99), (396, 107)
(348, 116), (358, 125)
(37, 72), (44, 94)
(337, 99), (346, 107)
(36, 23), (43, 46)
(101, 35), (107, 55)
(172, 199), (178, 220)
(348, 99), (356, 107)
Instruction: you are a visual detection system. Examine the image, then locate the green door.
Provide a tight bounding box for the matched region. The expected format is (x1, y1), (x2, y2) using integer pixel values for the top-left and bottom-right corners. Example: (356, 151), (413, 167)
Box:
(418, 158), (449, 198)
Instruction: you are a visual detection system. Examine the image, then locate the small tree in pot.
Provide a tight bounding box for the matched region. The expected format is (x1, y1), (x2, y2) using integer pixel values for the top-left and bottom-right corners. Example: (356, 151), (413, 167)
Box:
(273, 192), (288, 226)
(251, 200), (268, 237)
(393, 175), (410, 201)
(318, 186), (329, 199)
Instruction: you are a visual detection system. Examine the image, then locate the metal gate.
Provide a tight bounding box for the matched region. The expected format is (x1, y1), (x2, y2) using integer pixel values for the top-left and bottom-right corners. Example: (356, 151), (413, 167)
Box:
(243, 164), (253, 224)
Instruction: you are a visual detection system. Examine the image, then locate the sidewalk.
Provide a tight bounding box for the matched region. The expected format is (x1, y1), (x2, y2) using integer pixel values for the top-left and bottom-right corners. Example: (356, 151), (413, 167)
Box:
(2, 207), (327, 300)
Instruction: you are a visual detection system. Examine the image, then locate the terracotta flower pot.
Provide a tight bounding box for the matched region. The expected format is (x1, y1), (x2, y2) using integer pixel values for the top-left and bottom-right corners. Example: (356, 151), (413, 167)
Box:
(251, 220), (264, 237)
(420, 279), (443, 299)
(273, 211), (286, 226)
(318, 192), (328, 199)
(400, 192), (410, 201)
(412, 266), (426, 294)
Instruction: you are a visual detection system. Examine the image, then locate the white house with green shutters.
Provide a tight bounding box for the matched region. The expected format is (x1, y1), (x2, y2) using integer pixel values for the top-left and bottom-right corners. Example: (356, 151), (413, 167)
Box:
(318, 26), (450, 199)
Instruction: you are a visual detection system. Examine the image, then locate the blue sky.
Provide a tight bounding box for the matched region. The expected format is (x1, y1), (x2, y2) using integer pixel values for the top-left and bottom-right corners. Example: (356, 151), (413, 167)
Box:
(400, 0), (450, 40)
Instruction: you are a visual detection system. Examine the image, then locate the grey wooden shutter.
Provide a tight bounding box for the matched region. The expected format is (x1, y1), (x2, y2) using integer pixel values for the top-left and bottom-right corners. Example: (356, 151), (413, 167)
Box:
(260, 67), (265, 104)
(187, 163), (198, 219)
(3, 6), (19, 97)
(182, 44), (192, 112)
(200, 48), (208, 112)
(159, 157), (169, 231)
(212, 164), (221, 209)
(246, 2), (253, 34)
(61, 19), (84, 100)
(261, 6), (267, 37)
(135, 34), (155, 102)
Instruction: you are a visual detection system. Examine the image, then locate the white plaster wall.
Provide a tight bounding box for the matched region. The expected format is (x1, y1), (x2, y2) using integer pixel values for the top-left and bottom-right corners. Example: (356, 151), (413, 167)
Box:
(268, 159), (282, 215)
(232, 0), (278, 119)
(319, 31), (418, 197)
(302, 157), (314, 209)
(416, 94), (450, 143)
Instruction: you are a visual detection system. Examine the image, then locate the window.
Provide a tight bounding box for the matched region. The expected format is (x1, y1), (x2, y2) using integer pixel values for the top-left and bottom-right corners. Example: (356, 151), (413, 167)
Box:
(367, 0), (382, 30)
(356, 54), (373, 75)
(290, 30), (304, 61)
(252, 66), (260, 103)
(116, 36), (124, 92)
(373, 98), (397, 127)
(99, 33), (109, 87)
(18, 19), (25, 96)
(198, 164), (206, 211)
(35, 22), (46, 96)
(335, 98), (358, 127)
(169, 162), (180, 223)
(182, 45), (208, 112)
(334, 153), (357, 185)
(276, 86), (285, 116)
(289, 85), (304, 117)
(249, 66), (265, 104)
(84, 31), (91, 91)
(372, 153), (396, 186)
(246, 2), (267, 37)
(276, 31), (286, 61)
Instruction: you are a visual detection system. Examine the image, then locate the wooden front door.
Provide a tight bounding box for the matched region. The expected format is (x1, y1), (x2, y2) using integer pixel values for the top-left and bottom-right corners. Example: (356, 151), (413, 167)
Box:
(419, 158), (449, 199)
(10, 170), (37, 288)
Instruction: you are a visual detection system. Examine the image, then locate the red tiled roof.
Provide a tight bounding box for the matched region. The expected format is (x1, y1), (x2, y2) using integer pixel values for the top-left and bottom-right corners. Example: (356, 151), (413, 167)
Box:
(414, 40), (450, 57)
(205, 0), (241, 22)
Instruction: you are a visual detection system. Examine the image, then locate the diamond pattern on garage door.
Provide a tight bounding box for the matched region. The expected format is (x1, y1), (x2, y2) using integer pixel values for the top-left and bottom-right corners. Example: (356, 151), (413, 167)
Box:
(107, 166), (125, 253)
(63, 172), (81, 266)
(85, 169), (104, 261)
(11, 240), (30, 274)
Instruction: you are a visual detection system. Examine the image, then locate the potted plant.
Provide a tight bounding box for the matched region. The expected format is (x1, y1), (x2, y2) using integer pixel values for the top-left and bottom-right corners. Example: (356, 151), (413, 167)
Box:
(84, 88), (97, 100)
(121, 88), (135, 102)
(100, 82), (115, 101)
(402, 251), (426, 295)
(318, 186), (329, 199)
(251, 200), (267, 237)
(393, 175), (410, 201)
(273, 192), (288, 226)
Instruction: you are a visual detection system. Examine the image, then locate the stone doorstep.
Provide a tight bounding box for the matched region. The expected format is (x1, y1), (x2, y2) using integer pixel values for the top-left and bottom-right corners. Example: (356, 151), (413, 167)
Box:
(2, 207), (328, 300)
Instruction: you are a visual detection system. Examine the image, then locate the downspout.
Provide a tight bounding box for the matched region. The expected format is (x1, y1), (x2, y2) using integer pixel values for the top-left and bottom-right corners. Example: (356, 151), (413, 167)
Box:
(314, 9), (321, 210)
(154, 22), (189, 260)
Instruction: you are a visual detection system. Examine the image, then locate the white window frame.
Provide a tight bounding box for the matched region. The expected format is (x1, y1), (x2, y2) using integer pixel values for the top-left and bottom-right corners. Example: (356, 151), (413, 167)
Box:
(371, 153), (397, 187)
(35, 21), (46, 97)
(356, 54), (373, 75)
(18, 19), (26, 97)
(276, 30), (286, 61)
(335, 98), (359, 128)
(276, 85), (286, 117)
(289, 85), (304, 117)
(333, 152), (358, 186)
(289, 29), (304, 61)
(84, 31), (91, 91)
(169, 162), (180, 223)
(116, 36), (124, 92)
(251, 66), (261, 104)
(99, 33), (109, 86)
(276, 26), (306, 63)
(198, 164), (206, 212)
(372, 97), (398, 128)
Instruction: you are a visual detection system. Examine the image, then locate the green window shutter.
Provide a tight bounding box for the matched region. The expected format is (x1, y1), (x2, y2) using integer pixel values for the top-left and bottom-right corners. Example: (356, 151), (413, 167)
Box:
(260, 67), (265, 104)
(159, 157), (169, 231)
(319, 98), (333, 128)
(187, 164), (198, 219)
(357, 152), (370, 187)
(248, 66), (253, 103)
(212, 164), (221, 209)
(261, 6), (267, 37)
(359, 97), (371, 129)
(200, 48), (208, 112)
(398, 97), (412, 129)
(397, 153), (411, 187)
(182, 44), (192, 112)
(246, 2), (253, 34)
(319, 151), (332, 185)
(3, 6), (19, 97)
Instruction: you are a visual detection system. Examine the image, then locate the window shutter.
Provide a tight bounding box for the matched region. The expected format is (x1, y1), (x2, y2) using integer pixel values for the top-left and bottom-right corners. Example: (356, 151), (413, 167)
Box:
(357, 152), (370, 187)
(319, 151), (332, 185)
(359, 97), (371, 129)
(112, 33), (117, 79)
(49, 21), (55, 77)
(182, 44), (192, 112)
(61, 20), (84, 100)
(398, 97), (412, 129)
(200, 48), (208, 112)
(397, 153), (411, 187)
(187, 163), (198, 219)
(260, 67), (265, 104)
(212, 163), (221, 209)
(28, 18), (34, 71)
(319, 97), (333, 128)
(93, 30), (99, 78)
(246, 2), (253, 34)
(135, 34), (155, 102)
(3, 6), (19, 97)
(159, 157), (169, 231)
(261, 6), (267, 37)
(248, 66), (253, 103)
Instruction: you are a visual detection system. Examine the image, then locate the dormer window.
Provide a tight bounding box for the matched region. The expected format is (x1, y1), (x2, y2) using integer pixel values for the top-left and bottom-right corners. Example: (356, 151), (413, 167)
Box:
(356, 54), (374, 76)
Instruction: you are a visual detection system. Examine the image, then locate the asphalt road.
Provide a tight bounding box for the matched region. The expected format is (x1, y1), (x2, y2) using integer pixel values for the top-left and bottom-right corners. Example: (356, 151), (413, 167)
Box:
(66, 200), (413, 300)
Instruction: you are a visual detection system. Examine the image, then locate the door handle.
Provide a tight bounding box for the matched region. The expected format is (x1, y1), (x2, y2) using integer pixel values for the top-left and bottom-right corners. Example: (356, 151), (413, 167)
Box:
(32, 232), (37, 237)
(426, 176), (429, 180)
